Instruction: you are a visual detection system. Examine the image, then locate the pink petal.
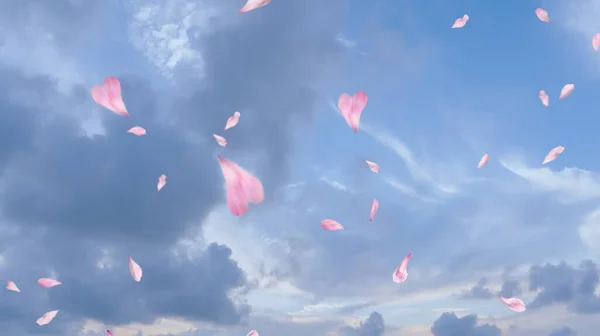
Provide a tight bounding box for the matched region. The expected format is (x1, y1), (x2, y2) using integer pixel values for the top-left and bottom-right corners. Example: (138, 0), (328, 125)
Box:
(213, 133), (227, 147)
(393, 252), (412, 283)
(365, 160), (379, 173)
(535, 8), (550, 23)
(338, 92), (368, 132)
(543, 145), (565, 164)
(6, 280), (20, 292)
(451, 14), (469, 28)
(246, 331), (259, 336)
(239, 0), (271, 12)
(217, 156), (264, 216)
(91, 77), (129, 117)
(36, 310), (59, 326)
(37, 278), (62, 288)
(499, 295), (526, 312)
(477, 153), (489, 168)
(107, 331), (114, 336)
(593, 33), (600, 52)
(320, 219), (344, 231)
(559, 84), (574, 100)
(157, 174), (167, 192)
(224, 111), (241, 130)
(369, 199), (379, 222)
(129, 256), (143, 282)
(539, 90), (549, 107)
(127, 126), (146, 136)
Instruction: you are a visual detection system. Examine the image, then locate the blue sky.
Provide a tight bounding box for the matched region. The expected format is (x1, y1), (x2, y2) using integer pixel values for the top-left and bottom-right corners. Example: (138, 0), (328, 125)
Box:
(1, 0), (600, 335)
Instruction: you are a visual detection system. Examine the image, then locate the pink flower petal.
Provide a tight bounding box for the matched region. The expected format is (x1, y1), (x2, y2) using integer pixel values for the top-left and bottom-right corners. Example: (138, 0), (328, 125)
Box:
(543, 146), (565, 164)
(538, 90), (549, 107)
(127, 126), (146, 136)
(91, 77), (129, 117)
(559, 84), (574, 100)
(38, 278), (62, 288)
(157, 174), (167, 192)
(369, 199), (379, 222)
(320, 219), (344, 231)
(224, 111), (241, 130)
(217, 156), (264, 216)
(393, 252), (412, 283)
(477, 153), (489, 168)
(6, 280), (20, 292)
(213, 133), (227, 147)
(129, 256), (143, 282)
(239, 0), (271, 13)
(338, 92), (368, 132)
(36, 310), (59, 326)
(451, 14), (469, 28)
(499, 295), (526, 312)
(535, 8), (550, 23)
(365, 160), (379, 173)
(246, 330), (259, 336)
(107, 330), (114, 336)
(593, 33), (600, 52)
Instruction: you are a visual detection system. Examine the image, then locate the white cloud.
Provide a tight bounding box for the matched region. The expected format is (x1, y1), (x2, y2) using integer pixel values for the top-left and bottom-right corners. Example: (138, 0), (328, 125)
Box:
(320, 176), (354, 193)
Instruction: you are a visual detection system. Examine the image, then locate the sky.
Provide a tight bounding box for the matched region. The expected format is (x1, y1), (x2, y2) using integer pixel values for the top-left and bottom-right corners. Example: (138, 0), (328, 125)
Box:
(1, 0), (600, 335)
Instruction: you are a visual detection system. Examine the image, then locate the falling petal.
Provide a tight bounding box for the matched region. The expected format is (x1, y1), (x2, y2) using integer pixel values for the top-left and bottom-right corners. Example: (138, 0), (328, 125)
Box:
(38, 278), (62, 288)
(543, 146), (565, 164)
(338, 92), (368, 132)
(499, 295), (526, 312)
(129, 256), (143, 282)
(239, 0), (271, 13)
(538, 90), (549, 107)
(217, 156), (264, 216)
(320, 219), (344, 231)
(559, 84), (574, 100)
(535, 8), (550, 23)
(246, 331), (259, 336)
(157, 174), (167, 192)
(593, 33), (600, 52)
(477, 154), (490, 168)
(127, 126), (146, 136)
(36, 310), (59, 326)
(451, 14), (469, 28)
(224, 111), (241, 130)
(365, 160), (380, 173)
(91, 77), (129, 117)
(213, 133), (227, 147)
(369, 199), (379, 222)
(6, 280), (20, 292)
(393, 252), (412, 283)
(107, 331), (114, 336)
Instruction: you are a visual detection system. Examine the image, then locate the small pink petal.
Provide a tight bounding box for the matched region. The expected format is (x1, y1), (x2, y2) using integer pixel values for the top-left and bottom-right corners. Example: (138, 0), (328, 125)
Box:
(157, 174), (167, 192)
(559, 84), (574, 100)
(451, 14), (469, 28)
(539, 90), (549, 107)
(239, 0), (271, 12)
(369, 199), (379, 222)
(217, 156), (264, 216)
(91, 77), (129, 117)
(6, 280), (20, 292)
(107, 330), (114, 336)
(535, 8), (550, 23)
(321, 219), (344, 231)
(127, 126), (146, 136)
(246, 331), (259, 336)
(129, 256), (143, 282)
(593, 33), (600, 52)
(213, 133), (227, 147)
(36, 310), (59, 326)
(543, 146), (565, 164)
(338, 92), (368, 132)
(365, 160), (379, 173)
(499, 295), (526, 312)
(393, 252), (412, 283)
(38, 278), (62, 288)
(477, 153), (490, 168)
(224, 111), (241, 130)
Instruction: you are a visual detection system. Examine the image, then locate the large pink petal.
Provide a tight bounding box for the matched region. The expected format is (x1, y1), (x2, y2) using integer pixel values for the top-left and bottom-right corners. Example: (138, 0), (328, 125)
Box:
(320, 219), (344, 231)
(369, 199), (379, 222)
(594, 33), (600, 52)
(543, 146), (564, 164)
(535, 8), (550, 23)
(239, 0), (271, 13)
(365, 160), (379, 173)
(559, 84), (574, 100)
(213, 134), (227, 147)
(539, 90), (549, 107)
(38, 278), (62, 288)
(91, 77), (129, 117)
(6, 280), (20, 292)
(157, 174), (167, 191)
(393, 252), (412, 283)
(217, 156), (264, 216)
(246, 330), (259, 336)
(338, 92), (367, 132)
(107, 330), (114, 336)
(224, 111), (241, 130)
(499, 295), (526, 312)
(36, 310), (59, 326)
(451, 14), (469, 28)
(127, 126), (147, 136)
(477, 154), (489, 168)
(129, 256), (143, 282)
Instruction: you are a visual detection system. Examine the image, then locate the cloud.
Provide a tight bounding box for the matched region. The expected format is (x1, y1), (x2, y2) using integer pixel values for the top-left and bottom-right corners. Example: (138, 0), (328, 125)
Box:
(499, 279), (522, 298)
(458, 278), (494, 300)
(338, 312), (385, 336)
(430, 312), (501, 336)
(548, 326), (576, 336)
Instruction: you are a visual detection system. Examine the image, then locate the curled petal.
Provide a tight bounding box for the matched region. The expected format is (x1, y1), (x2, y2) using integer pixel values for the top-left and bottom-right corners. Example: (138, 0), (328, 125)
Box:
(393, 252), (412, 283)
(320, 219), (344, 231)
(91, 77), (129, 117)
(338, 92), (367, 132)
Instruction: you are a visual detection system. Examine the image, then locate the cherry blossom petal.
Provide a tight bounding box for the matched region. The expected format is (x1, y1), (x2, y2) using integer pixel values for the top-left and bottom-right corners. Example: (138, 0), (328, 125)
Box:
(539, 90), (549, 107)
(246, 331), (259, 336)
(213, 133), (227, 147)
(321, 219), (344, 231)
(36, 310), (59, 326)
(6, 280), (20, 292)
(129, 256), (143, 282)
(239, 0), (271, 13)
(594, 33), (600, 52)
(217, 156), (264, 216)
(451, 14), (469, 28)
(559, 84), (574, 100)
(393, 252), (412, 283)
(477, 154), (489, 168)
(543, 146), (564, 164)
(338, 92), (368, 132)
(535, 8), (550, 23)
(157, 174), (167, 192)
(224, 111), (241, 130)
(499, 295), (526, 312)
(38, 278), (62, 288)
(107, 331), (114, 336)
(365, 160), (379, 173)
(127, 126), (146, 136)
(91, 77), (129, 117)
(369, 199), (379, 222)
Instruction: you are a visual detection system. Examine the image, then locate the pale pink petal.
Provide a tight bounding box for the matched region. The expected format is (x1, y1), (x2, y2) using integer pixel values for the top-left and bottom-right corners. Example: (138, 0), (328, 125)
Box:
(369, 199), (379, 222)
(91, 77), (129, 117)
(224, 111), (241, 130)
(338, 92), (368, 132)
(535, 8), (550, 23)
(38, 278), (62, 288)
(539, 90), (549, 107)
(393, 252), (412, 283)
(127, 126), (146, 136)
(365, 160), (380, 173)
(477, 153), (490, 168)
(213, 133), (227, 147)
(107, 331), (114, 336)
(36, 310), (59, 326)
(451, 14), (469, 28)
(6, 280), (20, 292)
(593, 33), (600, 52)
(129, 256), (143, 282)
(246, 331), (259, 336)
(499, 295), (526, 312)
(239, 0), (271, 12)
(157, 174), (167, 192)
(217, 156), (264, 216)
(543, 146), (565, 164)
(320, 219), (344, 231)
(559, 84), (574, 100)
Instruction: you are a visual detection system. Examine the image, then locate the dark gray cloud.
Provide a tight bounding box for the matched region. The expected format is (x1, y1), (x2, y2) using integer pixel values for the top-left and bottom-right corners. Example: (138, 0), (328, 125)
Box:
(430, 313), (501, 336)
(548, 326), (575, 336)
(498, 279), (522, 298)
(459, 278), (494, 300)
(339, 312), (385, 336)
